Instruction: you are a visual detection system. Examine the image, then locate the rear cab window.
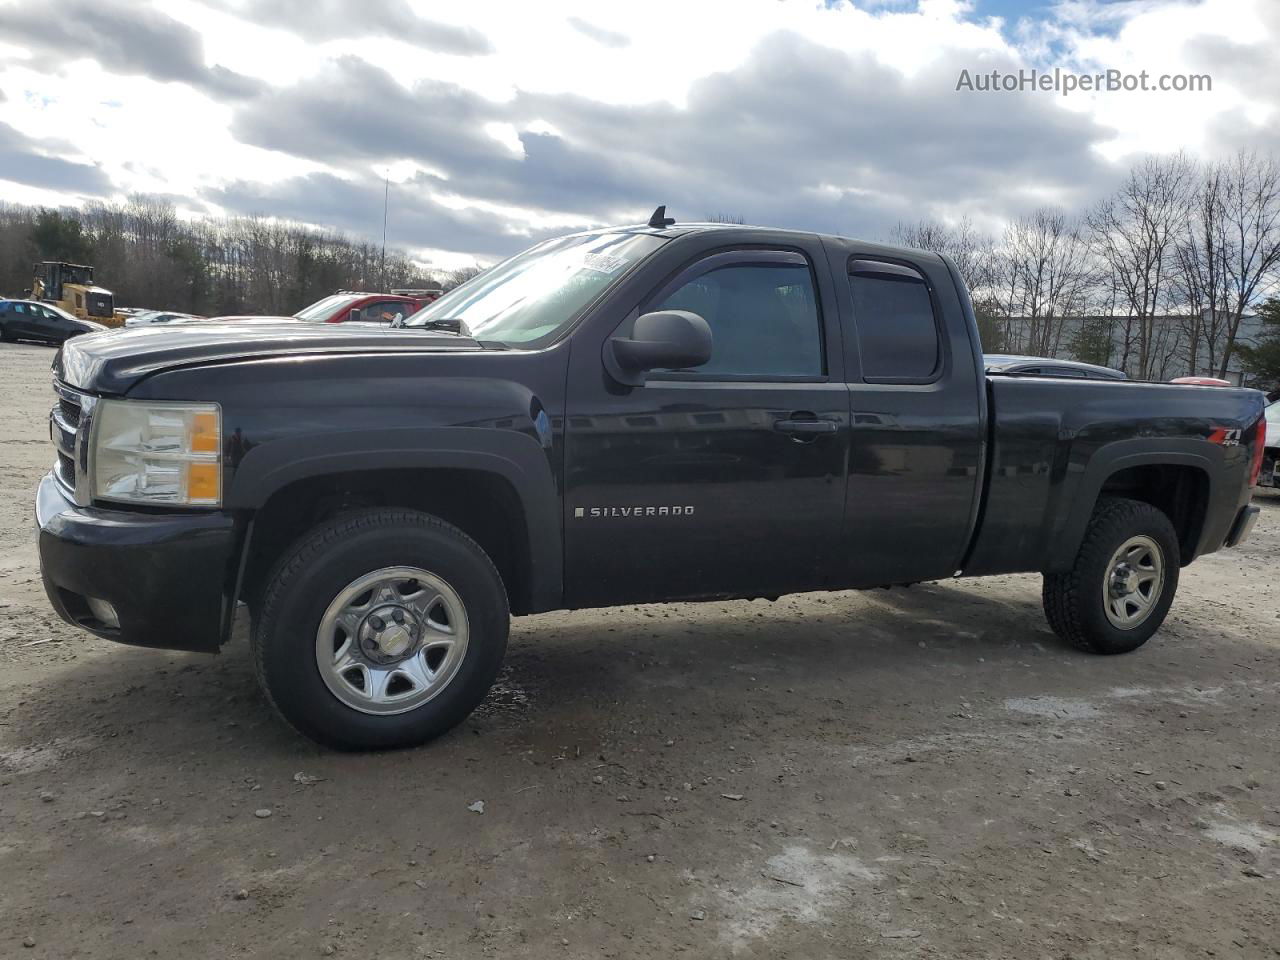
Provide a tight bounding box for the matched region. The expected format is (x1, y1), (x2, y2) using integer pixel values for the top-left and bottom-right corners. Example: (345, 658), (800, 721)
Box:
(845, 259), (941, 383)
(360, 301), (412, 323)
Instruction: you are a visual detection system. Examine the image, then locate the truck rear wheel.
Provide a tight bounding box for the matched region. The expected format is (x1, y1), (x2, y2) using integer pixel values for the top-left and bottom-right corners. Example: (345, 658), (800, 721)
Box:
(251, 509), (509, 750)
(1042, 497), (1179, 655)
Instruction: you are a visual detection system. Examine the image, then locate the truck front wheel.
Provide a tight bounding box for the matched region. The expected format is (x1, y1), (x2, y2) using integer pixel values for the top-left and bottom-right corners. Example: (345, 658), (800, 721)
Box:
(1042, 497), (1180, 655)
(251, 509), (509, 750)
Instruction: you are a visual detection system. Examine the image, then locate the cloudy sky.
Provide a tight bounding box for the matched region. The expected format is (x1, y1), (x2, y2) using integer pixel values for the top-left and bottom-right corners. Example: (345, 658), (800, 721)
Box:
(0, 0), (1276, 269)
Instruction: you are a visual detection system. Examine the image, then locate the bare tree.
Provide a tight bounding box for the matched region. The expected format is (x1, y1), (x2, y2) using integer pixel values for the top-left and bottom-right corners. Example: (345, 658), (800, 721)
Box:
(891, 217), (998, 295)
(891, 217), (1004, 347)
(1087, 154), (1195, 379)
(1173, 162), (1231, 376)
(0, 196), (437, 316)
(991, 209), (1096, 357)
(1214, 150), (1280, 377)
(440, 265), (484, 292)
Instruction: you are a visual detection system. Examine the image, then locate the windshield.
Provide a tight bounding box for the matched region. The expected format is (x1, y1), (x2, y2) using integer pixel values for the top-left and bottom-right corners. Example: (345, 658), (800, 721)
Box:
(403, 232), (667, 345)
(295, 294), (359, 322)
(46, 302), (79, 322)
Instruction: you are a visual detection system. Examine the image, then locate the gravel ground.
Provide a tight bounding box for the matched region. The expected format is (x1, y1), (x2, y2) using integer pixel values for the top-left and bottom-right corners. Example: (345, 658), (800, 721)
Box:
(1, 339), (1278, 959)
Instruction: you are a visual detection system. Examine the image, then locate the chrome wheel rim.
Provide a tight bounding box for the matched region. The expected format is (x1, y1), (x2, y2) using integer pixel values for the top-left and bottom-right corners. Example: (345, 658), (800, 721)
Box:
(315, 566), (469, 715)
(1102, 535), (1164, 630)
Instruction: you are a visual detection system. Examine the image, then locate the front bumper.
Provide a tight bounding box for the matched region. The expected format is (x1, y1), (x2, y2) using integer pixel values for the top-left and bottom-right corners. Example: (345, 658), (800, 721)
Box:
(36, 471), (238, 652)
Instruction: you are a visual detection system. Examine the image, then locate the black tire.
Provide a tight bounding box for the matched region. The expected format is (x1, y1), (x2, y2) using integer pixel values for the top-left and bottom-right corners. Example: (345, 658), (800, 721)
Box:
(0, 323), (12, 342)
(1042, 497), (1180, 655)
(252, 509), (509, 750)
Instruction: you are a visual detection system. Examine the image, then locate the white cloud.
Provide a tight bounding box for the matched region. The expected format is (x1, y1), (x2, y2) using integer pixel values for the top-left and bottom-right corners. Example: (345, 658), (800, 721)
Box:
(1045, 0), (1273, 161)
(0, 0), (1275, 261)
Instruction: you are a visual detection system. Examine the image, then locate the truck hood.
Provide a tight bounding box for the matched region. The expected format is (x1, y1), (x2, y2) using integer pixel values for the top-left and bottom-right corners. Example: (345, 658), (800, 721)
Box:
(55, 321), (483, 395)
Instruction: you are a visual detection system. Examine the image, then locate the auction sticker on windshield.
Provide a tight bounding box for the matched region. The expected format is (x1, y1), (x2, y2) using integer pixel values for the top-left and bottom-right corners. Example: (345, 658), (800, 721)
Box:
(581, 252), (628, 274)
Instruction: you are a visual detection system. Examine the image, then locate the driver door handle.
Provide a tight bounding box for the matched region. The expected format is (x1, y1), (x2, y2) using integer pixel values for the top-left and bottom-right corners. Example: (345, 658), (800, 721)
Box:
(774, 415), (839, 437)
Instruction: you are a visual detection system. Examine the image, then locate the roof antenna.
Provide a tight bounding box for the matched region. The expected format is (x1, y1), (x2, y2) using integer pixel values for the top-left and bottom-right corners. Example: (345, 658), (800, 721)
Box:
(647, 205), (675, 228)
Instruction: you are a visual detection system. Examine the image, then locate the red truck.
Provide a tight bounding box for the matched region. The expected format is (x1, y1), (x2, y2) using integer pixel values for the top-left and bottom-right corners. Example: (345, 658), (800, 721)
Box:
(294, 289), (441, 324)
(210, 290), (443, 326)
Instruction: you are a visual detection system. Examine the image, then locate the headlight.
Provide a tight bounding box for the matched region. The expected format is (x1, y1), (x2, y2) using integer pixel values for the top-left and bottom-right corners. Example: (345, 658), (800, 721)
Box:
(91, 400), (222, 506)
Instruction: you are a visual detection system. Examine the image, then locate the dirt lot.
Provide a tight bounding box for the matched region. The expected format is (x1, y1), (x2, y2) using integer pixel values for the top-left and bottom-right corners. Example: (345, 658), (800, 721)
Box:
(1, 340), (1277, 959)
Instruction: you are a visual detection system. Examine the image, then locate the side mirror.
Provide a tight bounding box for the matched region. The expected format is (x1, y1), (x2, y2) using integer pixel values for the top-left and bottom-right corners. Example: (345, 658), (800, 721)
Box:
(605, 310), (712, 386)
(348, 308), (361, 324)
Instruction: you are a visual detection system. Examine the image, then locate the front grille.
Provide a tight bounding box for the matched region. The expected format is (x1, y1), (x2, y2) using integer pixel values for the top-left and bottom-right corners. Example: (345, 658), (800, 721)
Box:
(56, 451), (76, 487)
(58, 396), (81, 429)
(51, 382), (85, 497)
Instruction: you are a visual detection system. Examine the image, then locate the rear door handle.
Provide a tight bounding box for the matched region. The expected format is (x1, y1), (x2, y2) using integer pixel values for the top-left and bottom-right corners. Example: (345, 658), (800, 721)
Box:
(774, 417), (839, 436)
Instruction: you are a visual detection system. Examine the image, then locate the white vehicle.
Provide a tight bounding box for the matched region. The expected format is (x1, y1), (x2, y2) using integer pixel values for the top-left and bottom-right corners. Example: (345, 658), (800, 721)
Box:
(123, 310), (202, 328)
(1260, 400), (1280, 488)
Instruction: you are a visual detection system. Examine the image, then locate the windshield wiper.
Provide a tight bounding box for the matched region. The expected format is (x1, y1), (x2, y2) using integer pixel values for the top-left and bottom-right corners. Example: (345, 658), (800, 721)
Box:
(397, 317), (471, 336)
(396, 316), (511, 348)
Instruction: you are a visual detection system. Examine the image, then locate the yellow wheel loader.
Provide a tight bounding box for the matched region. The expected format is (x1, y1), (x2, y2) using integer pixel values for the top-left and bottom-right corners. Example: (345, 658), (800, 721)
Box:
(31, 262), (126, 327)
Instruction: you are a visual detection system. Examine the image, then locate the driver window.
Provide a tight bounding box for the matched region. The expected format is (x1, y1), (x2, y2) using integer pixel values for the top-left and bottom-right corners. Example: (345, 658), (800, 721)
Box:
(651, 262), (823, 377)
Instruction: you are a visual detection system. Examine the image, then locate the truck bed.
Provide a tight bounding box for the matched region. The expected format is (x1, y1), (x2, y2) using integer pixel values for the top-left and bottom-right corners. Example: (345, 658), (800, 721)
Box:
(963, 375), (1263, 577)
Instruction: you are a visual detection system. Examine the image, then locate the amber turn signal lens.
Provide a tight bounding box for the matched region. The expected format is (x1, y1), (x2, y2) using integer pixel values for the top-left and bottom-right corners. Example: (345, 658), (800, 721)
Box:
(187, 462), (220, 503)
(190, 411), (220, 453)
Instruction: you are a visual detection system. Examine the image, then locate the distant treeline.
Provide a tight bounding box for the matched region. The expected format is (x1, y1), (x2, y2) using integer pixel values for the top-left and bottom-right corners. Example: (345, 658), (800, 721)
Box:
(888, 150), (1280, 386)
(0, 196), (481, 317)
(5, 152), (1280, 389)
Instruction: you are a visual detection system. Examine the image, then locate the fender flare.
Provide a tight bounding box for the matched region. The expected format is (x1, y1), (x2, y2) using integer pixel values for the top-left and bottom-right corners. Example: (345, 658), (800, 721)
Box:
(1045, 437), (1220, 572)
(226, 426), (563, 611)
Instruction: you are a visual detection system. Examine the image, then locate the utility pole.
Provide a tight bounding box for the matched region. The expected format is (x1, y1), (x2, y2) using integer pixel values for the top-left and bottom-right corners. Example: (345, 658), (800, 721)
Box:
(380, 172), (389, 292)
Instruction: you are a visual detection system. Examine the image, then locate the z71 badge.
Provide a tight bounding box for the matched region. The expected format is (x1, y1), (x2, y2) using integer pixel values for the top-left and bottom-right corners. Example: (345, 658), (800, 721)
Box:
(1208, 427), (1242, 447)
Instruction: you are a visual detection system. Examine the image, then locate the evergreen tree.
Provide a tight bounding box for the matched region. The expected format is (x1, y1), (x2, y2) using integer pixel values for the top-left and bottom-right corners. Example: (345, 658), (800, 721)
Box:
(1236, 297), (1280, 391)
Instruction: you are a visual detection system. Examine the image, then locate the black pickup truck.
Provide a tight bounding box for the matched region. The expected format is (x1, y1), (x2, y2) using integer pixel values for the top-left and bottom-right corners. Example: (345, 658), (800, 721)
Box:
(35, 218), (1268, 749)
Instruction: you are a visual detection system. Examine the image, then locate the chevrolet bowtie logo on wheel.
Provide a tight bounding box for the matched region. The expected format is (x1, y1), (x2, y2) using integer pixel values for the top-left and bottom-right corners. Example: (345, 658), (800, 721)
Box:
(574, 506), (696, 518)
